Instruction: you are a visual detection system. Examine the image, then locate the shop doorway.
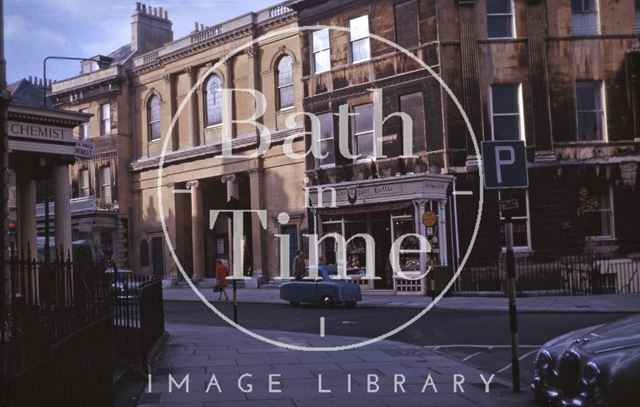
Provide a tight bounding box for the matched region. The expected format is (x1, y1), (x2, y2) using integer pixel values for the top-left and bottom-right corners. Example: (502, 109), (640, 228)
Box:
(371, 216), (392, 289)
(151, 236), (164, 279)
(280, 225), (298, 275)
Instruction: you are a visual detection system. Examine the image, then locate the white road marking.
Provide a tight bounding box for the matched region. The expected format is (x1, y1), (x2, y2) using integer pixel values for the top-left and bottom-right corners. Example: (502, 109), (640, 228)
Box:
(320, 317), (325, 338)
(462, 351), (484, 362)
(496, 349), (539, 374)
(341, 321), (358, 325)
(425, 344), (540, 349)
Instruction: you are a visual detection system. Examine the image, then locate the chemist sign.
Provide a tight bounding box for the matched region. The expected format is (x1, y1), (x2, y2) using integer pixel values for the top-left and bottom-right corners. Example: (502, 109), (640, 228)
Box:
(8, 121), (72, 141)
(481, 140), (529, 190)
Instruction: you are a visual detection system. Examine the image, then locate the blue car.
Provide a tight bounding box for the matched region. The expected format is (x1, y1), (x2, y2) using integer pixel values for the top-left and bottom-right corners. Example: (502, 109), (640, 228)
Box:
(279, 265), (362, 307)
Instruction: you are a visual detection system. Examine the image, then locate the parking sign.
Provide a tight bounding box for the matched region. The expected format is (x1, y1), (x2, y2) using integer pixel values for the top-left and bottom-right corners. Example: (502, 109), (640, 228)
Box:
(481, 140), (528, 189)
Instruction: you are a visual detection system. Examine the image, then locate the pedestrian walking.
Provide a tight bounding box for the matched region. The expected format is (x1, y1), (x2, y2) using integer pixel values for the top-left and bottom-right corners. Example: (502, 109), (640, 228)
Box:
(215, 259), (229, 301)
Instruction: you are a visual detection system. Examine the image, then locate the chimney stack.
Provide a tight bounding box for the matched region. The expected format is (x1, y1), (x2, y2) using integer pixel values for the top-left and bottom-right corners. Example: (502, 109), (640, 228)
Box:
(131, 3), (173, 54)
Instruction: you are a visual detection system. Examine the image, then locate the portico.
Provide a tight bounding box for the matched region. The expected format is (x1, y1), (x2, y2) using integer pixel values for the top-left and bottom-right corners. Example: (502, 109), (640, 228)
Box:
(8, 103), (90, 261)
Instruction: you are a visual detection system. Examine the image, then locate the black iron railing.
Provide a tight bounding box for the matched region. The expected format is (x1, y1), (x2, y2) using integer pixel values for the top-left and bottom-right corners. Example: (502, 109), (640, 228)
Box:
(1, 251), (165, 406)
(112, 274), (165, 372)
(1, 252), (113, 407)
(455, 253), (640, 296)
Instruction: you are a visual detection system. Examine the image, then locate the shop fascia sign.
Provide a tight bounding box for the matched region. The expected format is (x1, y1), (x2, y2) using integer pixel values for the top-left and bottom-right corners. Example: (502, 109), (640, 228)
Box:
(307, 175), (449, 208)
(8, 121), (72, 142)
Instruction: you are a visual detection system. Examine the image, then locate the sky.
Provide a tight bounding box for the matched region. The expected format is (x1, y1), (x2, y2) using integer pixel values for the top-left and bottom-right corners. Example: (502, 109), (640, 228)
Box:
(5, 0), (278, 84)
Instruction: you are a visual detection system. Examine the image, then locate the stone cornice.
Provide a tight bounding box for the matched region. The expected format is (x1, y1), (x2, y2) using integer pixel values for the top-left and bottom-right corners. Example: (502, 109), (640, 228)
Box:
(129, 126), (303, 173)
(132, 14), (296, 75)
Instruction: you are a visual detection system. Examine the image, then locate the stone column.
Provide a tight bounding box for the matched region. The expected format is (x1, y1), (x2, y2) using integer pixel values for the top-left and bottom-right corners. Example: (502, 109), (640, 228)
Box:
(438, 200), (448, 266)
(526, 0), (555, 162)
(164, 73), (178, 151)
(244, 45), (262, 140)
(221, 174), (240, 277)
(457, 0), (485, 166)
(187, 67), (200, 147)
(415, 199), (428, 280)
(248, 169), (265, 281)
(187, 180), (205, 281)
(54, 165), (72, 260)
(222, 59), (234, 142)
(16, 173), (37, 259)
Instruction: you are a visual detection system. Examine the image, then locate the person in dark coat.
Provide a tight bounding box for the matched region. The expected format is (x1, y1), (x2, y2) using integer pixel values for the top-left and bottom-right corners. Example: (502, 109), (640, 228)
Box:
(293, 250), (306, 280)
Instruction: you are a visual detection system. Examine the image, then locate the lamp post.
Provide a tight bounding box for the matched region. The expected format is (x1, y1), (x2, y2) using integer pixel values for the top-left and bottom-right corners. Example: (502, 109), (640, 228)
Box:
(42, 55), (112, 107)
(39, 55), (112, 264)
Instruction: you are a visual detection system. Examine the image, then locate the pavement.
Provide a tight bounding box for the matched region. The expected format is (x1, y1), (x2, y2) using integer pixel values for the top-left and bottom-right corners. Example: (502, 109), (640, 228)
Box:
(162, 286), (640, 313)
(132, 322), (533, 407)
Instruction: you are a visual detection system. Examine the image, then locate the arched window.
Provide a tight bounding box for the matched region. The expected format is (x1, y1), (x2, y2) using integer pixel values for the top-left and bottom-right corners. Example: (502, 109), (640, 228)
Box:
(205, 75), (222, 126)
(148, 95), (161, 140)
(276, 55), (294, 110)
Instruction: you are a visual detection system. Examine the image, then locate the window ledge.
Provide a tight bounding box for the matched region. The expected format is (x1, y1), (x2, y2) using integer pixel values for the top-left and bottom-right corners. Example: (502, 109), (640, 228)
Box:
(585, 236), (616, 242)
(480, 37), (523, 44)
(501, 247), (532, 254)
(552, 140), (640, 148)
(351, 58), (371, 65)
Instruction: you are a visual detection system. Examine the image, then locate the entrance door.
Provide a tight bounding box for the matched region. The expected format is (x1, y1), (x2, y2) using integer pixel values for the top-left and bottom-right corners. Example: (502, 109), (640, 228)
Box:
(281, 225), (298, 276)
(371, 217), (392, 289)
(151, 237), (164, 279)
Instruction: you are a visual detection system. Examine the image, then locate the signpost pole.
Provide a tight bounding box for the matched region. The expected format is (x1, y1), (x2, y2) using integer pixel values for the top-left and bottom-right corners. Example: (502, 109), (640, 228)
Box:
(233, 279), (238, 323)
(482, 140), (526, 394)
(504, 213), (520, 393)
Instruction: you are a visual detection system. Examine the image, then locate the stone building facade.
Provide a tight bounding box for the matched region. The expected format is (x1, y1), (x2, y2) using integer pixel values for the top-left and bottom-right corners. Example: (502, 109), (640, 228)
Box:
(49, 3), (178, 266)
(45, 0), (640, 292)
(294, 0), (640, 289)
(128, 1), (306, 282)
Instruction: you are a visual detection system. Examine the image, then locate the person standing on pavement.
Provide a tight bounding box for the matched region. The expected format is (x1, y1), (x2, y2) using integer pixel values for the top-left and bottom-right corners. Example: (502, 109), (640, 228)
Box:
(293, 250), (306, 280)
(215, 259), (229, 301)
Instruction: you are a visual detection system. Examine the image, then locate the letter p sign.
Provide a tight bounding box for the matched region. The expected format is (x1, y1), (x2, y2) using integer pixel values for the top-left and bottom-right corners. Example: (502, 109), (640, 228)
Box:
(481, 141), (528, 189)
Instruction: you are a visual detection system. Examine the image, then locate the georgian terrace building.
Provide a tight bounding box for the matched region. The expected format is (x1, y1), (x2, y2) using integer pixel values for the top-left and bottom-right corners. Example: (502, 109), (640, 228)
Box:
(128, 1), (306, 283)
(49, 2), (175, 267)
(294, 0), (640, 293)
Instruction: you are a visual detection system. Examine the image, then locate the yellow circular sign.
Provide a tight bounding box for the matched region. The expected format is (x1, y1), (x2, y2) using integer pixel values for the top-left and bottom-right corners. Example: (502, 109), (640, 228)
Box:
(422, 211), (437, 227)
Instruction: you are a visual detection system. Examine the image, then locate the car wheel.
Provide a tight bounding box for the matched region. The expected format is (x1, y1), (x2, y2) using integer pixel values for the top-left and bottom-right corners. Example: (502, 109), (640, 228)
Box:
(345, 301), (357, 308)
(321, 296), (333, 307)
(289, 301), (300, 307)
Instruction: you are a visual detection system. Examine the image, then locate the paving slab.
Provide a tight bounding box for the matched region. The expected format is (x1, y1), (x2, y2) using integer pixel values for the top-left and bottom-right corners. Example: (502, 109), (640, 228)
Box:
(132, 322), (534, 407)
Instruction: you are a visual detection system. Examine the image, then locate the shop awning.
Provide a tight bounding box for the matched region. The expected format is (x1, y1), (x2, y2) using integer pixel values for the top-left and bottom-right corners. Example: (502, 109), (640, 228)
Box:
(318, 202), (412, 217)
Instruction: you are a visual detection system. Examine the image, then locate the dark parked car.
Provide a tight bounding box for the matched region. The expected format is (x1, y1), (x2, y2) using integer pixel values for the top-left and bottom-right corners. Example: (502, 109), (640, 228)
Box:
(279, 265), (362, 307)
(105, 267), (138, 299)
(532, 314), (640, 407)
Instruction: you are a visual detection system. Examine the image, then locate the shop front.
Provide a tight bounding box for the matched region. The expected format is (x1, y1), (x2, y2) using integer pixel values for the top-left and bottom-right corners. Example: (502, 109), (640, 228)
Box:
(307, 173), (453, 294)
(7, 103), (90, 262)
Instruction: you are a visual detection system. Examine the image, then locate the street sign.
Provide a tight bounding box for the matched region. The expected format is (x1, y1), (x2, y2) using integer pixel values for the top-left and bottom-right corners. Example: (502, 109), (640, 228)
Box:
(74, 140), (93, 159)
(481, 140), (528, 189)
(482, 140), (528, 394)
(422, 211), (437, 227)
(498, 199), (519, 212)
